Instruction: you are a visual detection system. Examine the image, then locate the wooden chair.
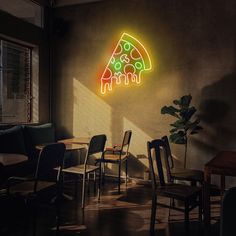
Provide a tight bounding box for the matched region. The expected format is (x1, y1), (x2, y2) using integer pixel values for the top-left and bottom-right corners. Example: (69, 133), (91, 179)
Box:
(7, 142), (66, 234)
(147, 139), (202, 233)
(62, 134), (106, 209)
(162, 136), (204, 185)
(98, 130), (132, 194)
(220, 187), (236, 236)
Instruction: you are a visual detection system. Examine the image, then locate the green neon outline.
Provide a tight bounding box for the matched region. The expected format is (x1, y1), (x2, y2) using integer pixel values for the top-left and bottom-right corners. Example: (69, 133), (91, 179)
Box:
(114, 62), (122, 70)
(135, 61), (143, 70)
(124, 42), (131, 51)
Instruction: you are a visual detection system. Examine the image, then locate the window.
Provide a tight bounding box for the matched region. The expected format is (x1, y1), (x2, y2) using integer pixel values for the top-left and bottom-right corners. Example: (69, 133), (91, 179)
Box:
(0, 39), (38, 123)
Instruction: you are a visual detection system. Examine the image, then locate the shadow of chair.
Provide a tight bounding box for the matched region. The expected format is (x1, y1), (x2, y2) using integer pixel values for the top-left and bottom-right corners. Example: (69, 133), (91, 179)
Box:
(220, 187), (236, 236)
(7, 142), (66, 235)
(147, 139), (202, 233)
(61, 134), (107, 209)
(162, 136), (204, 186)
(98, 130), (132, 194)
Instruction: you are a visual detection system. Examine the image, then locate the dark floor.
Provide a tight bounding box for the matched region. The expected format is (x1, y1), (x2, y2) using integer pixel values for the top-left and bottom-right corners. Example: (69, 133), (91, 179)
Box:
(0, 180), (220, 236)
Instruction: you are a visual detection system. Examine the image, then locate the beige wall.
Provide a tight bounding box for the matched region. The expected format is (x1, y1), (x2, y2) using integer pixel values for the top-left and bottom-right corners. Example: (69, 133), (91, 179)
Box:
(53, 0), (236, 182)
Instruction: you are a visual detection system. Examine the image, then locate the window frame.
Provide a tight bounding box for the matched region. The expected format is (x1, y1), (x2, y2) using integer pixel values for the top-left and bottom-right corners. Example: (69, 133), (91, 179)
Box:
(0, 36), (38, 124)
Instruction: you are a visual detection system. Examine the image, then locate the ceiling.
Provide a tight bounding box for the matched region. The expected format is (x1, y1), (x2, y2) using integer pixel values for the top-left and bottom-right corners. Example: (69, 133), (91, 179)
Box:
(53, 0), (104, 7)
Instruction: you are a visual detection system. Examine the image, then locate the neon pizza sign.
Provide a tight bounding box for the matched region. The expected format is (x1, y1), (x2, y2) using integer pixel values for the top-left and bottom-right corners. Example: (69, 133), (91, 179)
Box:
(100, 33), (152, 94)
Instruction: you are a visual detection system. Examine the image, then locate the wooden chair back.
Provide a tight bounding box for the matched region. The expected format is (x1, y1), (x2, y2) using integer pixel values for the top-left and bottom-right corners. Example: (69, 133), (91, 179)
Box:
(147, 139), (166, 189)
(36, 143), (65, 182)
(84, 134), (107, 166)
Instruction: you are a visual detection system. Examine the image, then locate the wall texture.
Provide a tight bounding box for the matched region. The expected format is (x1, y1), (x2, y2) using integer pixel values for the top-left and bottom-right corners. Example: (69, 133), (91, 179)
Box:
(53, 0), (236, 182)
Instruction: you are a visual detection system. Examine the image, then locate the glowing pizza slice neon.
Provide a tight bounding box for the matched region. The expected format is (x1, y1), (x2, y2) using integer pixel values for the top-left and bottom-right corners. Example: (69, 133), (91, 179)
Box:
(100, 33), (152, 94)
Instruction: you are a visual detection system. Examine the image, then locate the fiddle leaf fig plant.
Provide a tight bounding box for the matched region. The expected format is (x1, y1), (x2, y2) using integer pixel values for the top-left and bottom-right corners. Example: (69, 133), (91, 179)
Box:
(161, 94), (202, 168)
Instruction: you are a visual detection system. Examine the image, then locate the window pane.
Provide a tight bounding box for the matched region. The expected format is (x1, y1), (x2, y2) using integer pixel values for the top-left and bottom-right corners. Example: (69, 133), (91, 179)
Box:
(0, 40), (31, 123)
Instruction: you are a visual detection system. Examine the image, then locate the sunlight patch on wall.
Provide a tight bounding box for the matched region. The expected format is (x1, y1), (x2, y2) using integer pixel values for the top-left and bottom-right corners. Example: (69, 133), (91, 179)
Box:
(73, 78), (112, 143)
(123, 117), (153, 168)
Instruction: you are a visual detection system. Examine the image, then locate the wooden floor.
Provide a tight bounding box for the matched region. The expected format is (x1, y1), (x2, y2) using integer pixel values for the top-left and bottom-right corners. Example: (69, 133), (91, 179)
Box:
(0, 180), (221, 236)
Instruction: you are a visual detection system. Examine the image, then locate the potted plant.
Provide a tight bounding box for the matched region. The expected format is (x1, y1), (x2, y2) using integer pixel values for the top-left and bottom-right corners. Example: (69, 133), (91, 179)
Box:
(161, 94), (202, 168)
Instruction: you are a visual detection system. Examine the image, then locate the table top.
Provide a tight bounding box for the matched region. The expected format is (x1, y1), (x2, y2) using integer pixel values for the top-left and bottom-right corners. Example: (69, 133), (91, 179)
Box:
(205, 151), (236, 176)
(0, 153), (28, 166)
(36, 143), (86, 151)
(58, 137), (90, 145)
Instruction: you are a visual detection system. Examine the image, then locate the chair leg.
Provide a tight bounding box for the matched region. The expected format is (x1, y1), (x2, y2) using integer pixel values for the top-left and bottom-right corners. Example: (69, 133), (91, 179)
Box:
(102, 162), (105, 186)
(118, 162), (121, 194)
(93, 172), (96, 195)
(82, 174), (86, 209)
(150, 194), (157, 233)
(221, 175), (225, 201)
(56, 180), (63, 233)
(184, 201), (190, 232)
(125, 159), (128, 187)
(87, 173), (90, 194)
(198, 192), (203, 223)
(98, 163), (102, 202)
(168, 198), (172, 222)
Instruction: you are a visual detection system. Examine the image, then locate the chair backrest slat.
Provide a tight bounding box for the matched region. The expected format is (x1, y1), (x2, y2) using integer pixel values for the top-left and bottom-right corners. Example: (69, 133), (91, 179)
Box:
(162, 136), (174, 169)
(84, 134), (107, 165)
(121, 130), (132, 155)
(35, 142), (66, 182)
(147, 139), (166, 188)
(161, 136), (173, 183)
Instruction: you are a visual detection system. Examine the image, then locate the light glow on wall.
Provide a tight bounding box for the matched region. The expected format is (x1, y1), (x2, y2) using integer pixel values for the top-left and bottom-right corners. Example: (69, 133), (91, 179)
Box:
(100, 32), (152, 94)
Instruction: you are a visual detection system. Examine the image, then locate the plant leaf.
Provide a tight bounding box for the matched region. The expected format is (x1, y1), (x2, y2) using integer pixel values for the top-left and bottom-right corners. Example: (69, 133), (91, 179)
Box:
(161, 106), (179, 118)
(190, 125), (203, 134)
(173, 99), (181, 106)
(180, 106), (196, 121)
(170, 119), (186, 129)
(170, 131), (186, 144)
(170, 128), (178, 133)
(180, 94), (192, 108)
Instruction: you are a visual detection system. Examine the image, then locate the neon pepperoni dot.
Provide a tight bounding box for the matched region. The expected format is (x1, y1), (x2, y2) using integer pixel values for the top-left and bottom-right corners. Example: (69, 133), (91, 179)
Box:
(124, 64), (135, 73)
(103, 68), (112, 78)
(114, 44), (122, 55)
(114, 62), (122, 70)
(135, 61), (142, 69)
(131, 48), (141, 59)
(124, 43), (131, 51)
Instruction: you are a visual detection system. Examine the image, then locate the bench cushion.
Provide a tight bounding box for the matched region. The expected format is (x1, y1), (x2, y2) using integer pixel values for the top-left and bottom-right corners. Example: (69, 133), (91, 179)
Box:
(0, 126), (26, 155)
(24, 123), (55, 160)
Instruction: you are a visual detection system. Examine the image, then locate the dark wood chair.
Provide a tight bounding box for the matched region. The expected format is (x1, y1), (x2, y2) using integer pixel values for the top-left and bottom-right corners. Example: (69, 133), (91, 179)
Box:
(220, 187), (236, 236)
(7, 142), (66, 234)
(97, 130), (132, 194)
(147, 139), (202, 233)
(162, 135), (204, 185)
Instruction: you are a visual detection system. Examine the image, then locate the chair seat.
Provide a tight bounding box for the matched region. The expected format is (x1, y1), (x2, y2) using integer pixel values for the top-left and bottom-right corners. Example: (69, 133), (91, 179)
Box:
(171, 168), (204, 182)
(157, 183), (201, 200)
(62, 165), (99, 175)
(9, 180), (56, 196)
(102, 153), (128, 163)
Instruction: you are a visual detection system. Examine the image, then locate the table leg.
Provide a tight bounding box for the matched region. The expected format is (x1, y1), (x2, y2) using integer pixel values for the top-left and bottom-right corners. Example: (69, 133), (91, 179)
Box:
(220, 175), (225, 201)
(204, 169), (211, 228)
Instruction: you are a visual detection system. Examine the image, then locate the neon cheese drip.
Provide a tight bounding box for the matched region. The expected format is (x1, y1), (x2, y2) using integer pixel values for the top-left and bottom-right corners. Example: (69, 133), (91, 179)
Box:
(100, 33), (152, 94)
